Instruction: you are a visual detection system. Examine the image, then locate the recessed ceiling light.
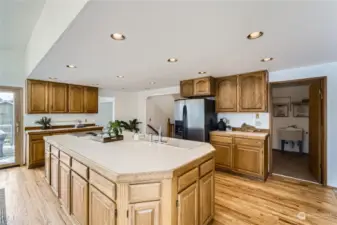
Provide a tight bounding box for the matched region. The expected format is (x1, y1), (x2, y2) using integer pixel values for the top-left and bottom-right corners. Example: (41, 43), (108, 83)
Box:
(149, 81), (156, 85)
(111, 33), (126, 40)
(66, 64), (76, 68)
(198, 71), (207, 74)
(92, 84), (99, 86)
(116, 75), (124, 78)
(261, 57), (274, 62)
(48, 77), (57, 80)
(167, 58), (178, 63)
(247, 31), (263, 40)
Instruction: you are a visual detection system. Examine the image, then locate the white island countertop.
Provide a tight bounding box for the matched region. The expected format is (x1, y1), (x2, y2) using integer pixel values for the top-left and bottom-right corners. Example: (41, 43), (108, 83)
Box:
(44, 134), (215, 182)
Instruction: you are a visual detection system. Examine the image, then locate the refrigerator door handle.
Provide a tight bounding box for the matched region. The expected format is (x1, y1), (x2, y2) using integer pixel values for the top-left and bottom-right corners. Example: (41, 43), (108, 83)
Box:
(182, 105), (187, 139)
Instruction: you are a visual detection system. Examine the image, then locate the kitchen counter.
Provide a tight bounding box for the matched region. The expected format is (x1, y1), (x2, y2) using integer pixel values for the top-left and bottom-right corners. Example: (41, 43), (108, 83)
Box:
(44, 134), (215, 225)
(210, 130), (269, 140)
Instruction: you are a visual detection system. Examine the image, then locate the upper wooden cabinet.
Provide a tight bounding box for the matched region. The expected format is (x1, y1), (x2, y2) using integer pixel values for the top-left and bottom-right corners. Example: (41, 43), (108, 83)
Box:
(84, 87), (99, 113)
(216, 76), (237, 112)
(27, 80), (49, 114)
(238, 71), (268, 112)
(68, 85), (84, 113)
(180, 80), (194, 98)
(49, 82), (68, 113)
(215, 70), (268, 113)
(180, 77), (215, 97)
(26, 79), (98, 114)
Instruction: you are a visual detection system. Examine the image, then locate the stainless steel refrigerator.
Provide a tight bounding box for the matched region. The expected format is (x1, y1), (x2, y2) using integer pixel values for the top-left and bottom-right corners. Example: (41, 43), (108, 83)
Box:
(174, 99), (217, 142)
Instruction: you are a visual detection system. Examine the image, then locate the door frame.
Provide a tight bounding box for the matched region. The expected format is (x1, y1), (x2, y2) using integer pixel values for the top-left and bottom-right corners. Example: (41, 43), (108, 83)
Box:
(268, 77), (327, 185)
(0, 86), (23, 169)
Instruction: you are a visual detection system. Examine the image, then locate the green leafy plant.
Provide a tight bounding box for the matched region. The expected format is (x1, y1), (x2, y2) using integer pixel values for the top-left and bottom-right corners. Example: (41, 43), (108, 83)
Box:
(120, 119), (142, 133)
(35, 116), (52, 130)
(107, 120), (123, 137)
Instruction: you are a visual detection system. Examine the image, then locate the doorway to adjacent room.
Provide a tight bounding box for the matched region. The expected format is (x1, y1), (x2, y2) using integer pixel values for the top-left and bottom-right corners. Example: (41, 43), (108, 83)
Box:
(269, 77), (327, 185)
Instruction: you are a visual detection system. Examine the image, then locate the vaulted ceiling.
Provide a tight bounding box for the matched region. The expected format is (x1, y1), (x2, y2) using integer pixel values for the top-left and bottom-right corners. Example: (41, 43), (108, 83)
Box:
(29, 1), (337, 91)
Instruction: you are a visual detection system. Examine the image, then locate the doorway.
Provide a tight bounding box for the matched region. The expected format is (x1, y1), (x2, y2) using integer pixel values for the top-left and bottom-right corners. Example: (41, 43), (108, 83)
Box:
(269, 77), (327, 185)
(0, 87), (23, 169)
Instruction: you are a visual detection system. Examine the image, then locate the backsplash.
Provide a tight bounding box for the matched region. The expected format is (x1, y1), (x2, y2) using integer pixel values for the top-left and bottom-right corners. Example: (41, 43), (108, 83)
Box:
(217, 113), (270, 129)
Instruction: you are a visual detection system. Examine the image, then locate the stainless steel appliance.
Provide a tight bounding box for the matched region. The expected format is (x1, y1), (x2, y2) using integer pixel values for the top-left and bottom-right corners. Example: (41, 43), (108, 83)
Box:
(174, 99), (217, 142)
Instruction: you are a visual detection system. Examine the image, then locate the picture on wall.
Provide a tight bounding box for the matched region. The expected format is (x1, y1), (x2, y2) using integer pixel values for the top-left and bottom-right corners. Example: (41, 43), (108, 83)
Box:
(273, 104), (289, 117)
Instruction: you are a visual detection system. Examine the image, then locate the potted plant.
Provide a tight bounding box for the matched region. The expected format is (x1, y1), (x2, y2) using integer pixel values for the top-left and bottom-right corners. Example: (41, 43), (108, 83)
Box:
(35, 117), (52, 130)
(120, 119), (142, 133)
(107, 120), (123, 140)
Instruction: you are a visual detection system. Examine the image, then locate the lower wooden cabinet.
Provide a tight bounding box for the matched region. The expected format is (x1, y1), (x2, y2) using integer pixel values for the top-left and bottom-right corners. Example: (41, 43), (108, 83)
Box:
(59, 162), (71, 213)
(177, 183), (198, 225)
(29, 139), (45, 167)
(71, 171), (89, 225)
(50, 155), (59, 196)
(212, 143), (232, 168)
(233, 145), (261, 176)
(44, 152), (50, 184)
(129, 201), (160, 225)
(89, 186), (116, 225)
(199, 172), (214, 225)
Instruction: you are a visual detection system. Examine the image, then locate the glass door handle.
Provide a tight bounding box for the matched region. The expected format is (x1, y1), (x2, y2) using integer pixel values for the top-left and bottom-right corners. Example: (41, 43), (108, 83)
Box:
(16, 123), (20, 133)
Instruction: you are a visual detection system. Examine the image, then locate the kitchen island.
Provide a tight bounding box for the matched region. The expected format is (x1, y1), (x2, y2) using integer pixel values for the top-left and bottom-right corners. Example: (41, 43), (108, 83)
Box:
(44, 134), (215, 225)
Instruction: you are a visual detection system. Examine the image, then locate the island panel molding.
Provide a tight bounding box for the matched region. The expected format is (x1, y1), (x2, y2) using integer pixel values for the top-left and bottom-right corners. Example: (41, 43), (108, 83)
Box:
(44, 134), (215, 225)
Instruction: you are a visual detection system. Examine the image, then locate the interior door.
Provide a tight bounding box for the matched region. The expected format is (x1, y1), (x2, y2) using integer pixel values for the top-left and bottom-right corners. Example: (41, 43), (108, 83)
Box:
(309, 80), (322, 183)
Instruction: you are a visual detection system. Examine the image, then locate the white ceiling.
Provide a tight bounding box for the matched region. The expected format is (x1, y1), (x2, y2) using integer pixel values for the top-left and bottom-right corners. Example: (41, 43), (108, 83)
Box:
(0, 0), (45, 50)
(29, 1), (337, 91)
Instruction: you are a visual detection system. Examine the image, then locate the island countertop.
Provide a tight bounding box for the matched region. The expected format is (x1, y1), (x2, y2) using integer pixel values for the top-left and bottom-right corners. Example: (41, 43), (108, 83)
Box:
(44, 134), (215, 182)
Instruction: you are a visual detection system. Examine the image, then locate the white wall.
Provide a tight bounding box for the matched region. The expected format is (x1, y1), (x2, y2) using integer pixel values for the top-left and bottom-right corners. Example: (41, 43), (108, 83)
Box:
(25, 0), (89, 76)
(272, 85), (309, 153)
(0, 50), (25, 87)
(146, 95), (175, 136)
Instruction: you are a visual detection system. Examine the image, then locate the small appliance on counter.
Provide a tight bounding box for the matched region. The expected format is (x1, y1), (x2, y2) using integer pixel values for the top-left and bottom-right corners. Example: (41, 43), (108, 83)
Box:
(217, 118), (227, 131)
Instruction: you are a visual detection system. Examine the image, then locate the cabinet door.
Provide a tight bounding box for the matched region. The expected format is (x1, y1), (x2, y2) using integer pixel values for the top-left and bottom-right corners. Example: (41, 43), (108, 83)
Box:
(84, 87), (98, 113)
(233, 144), (261, 176)
(180, 80), (193, 97)
(71, 171), (88, 225)
(45, 152), (51, 184)
(30, 140), (45, 166)
(238, 71), (267, 112)
(177, 183), (198, 225)
(69, 85), (84, 113)
(129, 201), (160, 225)
(212, 143), (232, 168)
(59, 162), (71, 213)
(27, 79), (49, 113)
(199, 172), (214, 225)
(216, 76), (237, 112)
(49, 82), (68, 113)
(89, 186), (116, 225)
(50, 155), (59, 196)
(193, 77), (214, 96)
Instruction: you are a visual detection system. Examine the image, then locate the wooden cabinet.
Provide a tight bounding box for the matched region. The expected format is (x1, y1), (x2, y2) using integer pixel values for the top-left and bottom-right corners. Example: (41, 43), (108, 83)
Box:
(49, 82), (68, 113)
(84, 87), (98, 113)
(180, 80), (194, 98)
(199, 172), (214, 225)
(50, 154), (59, 196)
(27, 80), (49, 113)
(177, 183), (198, 225)
(233, 144), (261, 176)
(129, 201), (160, 225)
(59, 162), (71, 213)
(238, 71), (267, 112)
(212, 143), (232, 169)
(69, 85), (84, 113)
(29, 139), (45, 166)
(71, 171), (89, 225)
(89, 186), (116, 225)
(216, 76), (237, 112)
(193, 77), (215, 96)
(45, 151), (51, 184)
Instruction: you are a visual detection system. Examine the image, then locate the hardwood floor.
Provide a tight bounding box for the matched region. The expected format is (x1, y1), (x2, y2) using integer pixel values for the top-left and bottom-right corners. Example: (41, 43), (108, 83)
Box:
(0, 167), (336, 225)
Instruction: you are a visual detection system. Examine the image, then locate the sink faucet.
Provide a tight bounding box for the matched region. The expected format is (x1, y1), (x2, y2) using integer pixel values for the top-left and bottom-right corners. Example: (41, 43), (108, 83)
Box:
(158, 126), (162, 143)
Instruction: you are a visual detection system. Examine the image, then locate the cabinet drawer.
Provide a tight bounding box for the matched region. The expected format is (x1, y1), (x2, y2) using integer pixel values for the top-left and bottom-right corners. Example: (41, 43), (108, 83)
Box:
(59, 151), (71, 166)
(178, 167), (198, 192)
(51, 146), (59, 157)
(234, 138), (263, 148)
(30, 134), (47, 141)
(129, 183), (161, 203)
(210, 135), (232, 144)
(200, 159), (214, 177)
(72, 159), (88, 179)
(90, 170), (116, 200)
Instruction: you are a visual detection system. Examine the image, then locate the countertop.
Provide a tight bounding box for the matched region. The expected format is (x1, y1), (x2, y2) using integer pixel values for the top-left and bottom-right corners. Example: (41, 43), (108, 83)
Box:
(210, 130), (269, 139)
(44, 134), (215, 181)
(26, 126), (103, 134)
